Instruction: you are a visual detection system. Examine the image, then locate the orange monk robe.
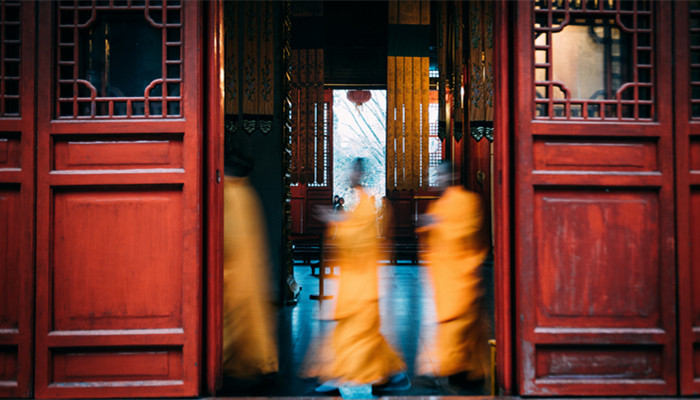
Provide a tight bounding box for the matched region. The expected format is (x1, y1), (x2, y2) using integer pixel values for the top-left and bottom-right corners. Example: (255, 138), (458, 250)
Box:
(305, 188), (405, 385)
(417, 186), (490, 379)
(223, 176), (278, 377)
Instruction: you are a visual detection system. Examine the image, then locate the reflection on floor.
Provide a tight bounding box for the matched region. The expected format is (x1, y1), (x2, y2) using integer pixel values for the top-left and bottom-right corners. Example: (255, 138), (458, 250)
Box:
(219, 258), (494, 398)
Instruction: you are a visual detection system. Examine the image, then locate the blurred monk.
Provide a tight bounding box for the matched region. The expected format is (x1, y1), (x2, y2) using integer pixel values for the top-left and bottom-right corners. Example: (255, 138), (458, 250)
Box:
(416, 161), (490, 387)
(304, 158), (409, 395)
(223, 153), (278, 380)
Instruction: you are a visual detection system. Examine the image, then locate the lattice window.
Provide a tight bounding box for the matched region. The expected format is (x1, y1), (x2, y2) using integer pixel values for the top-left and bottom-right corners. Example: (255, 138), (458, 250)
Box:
(533, 0), (653, 121)
(1, 0), (21, 117)
(691, 2), (700, 119)
(56, 0), (182, 119)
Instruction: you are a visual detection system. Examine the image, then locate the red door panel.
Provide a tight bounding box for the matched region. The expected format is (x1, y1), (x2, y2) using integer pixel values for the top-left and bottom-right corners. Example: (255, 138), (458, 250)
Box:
(34, 1), (201, 398)
(514, 1), (676, 395)
(675, 1), (700, 394)
(0, 1), (35, 397)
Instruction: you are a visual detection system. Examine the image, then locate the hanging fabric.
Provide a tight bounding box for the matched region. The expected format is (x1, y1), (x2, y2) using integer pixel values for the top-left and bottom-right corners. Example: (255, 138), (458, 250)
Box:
(387, 0), (430, 191)
(225, 1), (276, 135)
(289, 2), (324, 185)
(437, 1), (448, 142)
(450, 0), (464, 142)
(436, 0), (465, 143)
(467, 0), (494, 142)
(290, 48), (324, 184)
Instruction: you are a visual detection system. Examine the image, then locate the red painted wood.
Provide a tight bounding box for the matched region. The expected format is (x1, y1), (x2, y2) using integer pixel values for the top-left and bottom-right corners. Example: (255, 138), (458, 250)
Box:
(205, 0), (224, 395)
(675, 1), (700, 394)
(34, 2), (202, 398)
(514, 1), (676, 395)
(386, 190), (415, 240)
(493, 0), (512, 394)
(0, 2), (34, 397)
(464, 137), (492, 244)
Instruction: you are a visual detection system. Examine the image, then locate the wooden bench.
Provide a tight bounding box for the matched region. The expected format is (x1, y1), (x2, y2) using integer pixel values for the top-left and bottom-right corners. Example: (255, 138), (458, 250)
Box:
(291, 238), (321, 265)
(309, 242), (340, 300)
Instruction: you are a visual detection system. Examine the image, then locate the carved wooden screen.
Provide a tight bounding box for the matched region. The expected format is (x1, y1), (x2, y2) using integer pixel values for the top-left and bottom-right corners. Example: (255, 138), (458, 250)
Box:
(290, 49), (326, 185)
(0, 1), (34, 397)
(515, 0), (676, 395)
(676, 0), (700, 395)
(290, 90), (332, 239)
(34, 1), (201, 397)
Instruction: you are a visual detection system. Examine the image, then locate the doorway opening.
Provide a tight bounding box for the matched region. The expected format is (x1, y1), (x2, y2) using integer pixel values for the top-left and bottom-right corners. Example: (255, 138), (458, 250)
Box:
(211, 1), (508, 397)
(332, 89), (386, 209)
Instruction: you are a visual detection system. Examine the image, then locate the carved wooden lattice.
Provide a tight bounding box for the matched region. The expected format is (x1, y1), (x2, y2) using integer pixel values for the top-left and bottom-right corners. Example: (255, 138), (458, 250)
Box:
(55, 0), (182, 119)
(533, 0), (654, 121)
(1, 0), (21, 117)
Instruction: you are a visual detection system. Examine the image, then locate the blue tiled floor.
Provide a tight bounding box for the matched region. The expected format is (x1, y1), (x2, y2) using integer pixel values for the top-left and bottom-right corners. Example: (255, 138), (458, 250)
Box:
(219, 258), (494, 398)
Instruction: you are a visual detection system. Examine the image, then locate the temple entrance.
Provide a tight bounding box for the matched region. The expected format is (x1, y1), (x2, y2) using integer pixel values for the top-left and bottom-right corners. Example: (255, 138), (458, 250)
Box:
(332, 89), (387, 210)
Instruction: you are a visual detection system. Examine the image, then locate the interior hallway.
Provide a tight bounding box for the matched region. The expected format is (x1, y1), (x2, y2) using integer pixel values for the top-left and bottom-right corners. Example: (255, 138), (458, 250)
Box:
(219, 257), (495, 398)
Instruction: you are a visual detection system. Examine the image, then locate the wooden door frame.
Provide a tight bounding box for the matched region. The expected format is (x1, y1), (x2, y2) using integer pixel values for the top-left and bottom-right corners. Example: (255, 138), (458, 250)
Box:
(674, 1), (700, 395)
(0, 1), (36, 397)
(201, 0), (516, 396)
(204, 0), (224, 395)
(493, 1), (513, 395)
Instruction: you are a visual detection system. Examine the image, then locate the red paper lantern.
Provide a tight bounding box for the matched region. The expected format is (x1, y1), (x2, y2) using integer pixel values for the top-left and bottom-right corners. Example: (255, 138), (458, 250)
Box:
(346, 90), (372, 107)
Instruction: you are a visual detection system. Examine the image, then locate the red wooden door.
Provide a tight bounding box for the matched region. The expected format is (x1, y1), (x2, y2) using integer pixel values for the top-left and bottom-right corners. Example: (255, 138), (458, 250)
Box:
(676, 1), (700, 395)
(34, 1), (202, 398)
(514, 1), (676, 395)
(0, 1), (34, 397)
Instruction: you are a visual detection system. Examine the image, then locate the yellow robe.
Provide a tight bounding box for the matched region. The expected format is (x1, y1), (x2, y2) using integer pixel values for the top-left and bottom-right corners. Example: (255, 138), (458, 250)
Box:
(223, 176), (278, 377)
(305, 188), (405, 385)
(417, 186), (489, 379)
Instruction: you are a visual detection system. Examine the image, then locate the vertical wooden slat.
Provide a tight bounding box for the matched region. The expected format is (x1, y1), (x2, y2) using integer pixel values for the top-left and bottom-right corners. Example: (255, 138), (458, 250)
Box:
(306, 48), (317, 183)
(404, 57), (413, 190)
(396, 56), (405, 187)
(387, 56), (396, 190)
(421, 56), (430, 188)
(298, 49), (308, 182)
(315, 49), (325, 184)
(290, 49), (299, 183)
(412, 56), (421, 189)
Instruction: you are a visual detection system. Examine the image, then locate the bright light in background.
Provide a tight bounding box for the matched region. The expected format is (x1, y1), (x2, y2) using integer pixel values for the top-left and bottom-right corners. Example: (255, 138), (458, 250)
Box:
(333, 90), (386, 210)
